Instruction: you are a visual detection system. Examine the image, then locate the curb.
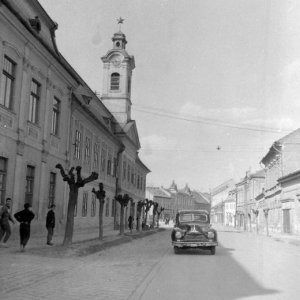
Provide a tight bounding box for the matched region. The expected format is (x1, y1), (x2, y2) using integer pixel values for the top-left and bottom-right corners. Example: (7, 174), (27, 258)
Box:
(22, 228), (166, 258)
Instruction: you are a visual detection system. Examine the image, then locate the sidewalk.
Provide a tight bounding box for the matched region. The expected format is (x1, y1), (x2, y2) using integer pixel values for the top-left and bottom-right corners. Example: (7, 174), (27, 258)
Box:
(0, 225), (165, 257)
(213, 224), (300, 247)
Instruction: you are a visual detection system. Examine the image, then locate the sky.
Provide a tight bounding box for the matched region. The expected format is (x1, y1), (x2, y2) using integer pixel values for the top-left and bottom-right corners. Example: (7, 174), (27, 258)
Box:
(38, 0), (300, 192)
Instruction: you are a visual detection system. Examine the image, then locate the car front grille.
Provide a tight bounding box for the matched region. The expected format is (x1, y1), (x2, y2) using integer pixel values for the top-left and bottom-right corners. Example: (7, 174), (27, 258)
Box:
(183, 234), (208, 242)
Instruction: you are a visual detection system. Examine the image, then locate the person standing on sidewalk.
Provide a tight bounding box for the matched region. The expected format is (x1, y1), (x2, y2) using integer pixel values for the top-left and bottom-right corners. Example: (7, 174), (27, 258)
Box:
(0, 198), (15, 247)
(14, 203), (35, 252)
(128, 215), (133, 233)
(46, 204), (56, 245)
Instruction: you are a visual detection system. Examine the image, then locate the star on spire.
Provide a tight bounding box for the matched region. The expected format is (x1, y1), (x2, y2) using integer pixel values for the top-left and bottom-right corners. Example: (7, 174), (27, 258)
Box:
(117, 17), (125, 30)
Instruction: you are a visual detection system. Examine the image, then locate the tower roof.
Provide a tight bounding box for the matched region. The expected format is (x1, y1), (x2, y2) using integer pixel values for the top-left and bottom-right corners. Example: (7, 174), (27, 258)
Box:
(112, 30), (127, 49)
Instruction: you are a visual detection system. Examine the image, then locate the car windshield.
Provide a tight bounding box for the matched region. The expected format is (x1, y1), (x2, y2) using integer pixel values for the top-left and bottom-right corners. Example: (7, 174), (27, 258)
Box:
(179, 213), (208, 223)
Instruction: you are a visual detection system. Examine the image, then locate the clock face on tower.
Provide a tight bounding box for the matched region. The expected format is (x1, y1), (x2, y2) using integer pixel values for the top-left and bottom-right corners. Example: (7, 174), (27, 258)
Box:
(111, 55), (122, 67)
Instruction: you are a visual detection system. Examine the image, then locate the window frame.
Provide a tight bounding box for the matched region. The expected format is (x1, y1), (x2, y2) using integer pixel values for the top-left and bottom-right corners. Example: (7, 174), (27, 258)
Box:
(29, 79), (41, 124)
(0, 55), (16, 110)
(0, 157), (8, 205)
(82, 191), (88, 217)
(48, 172), (56, 208)
(25, 165), (35, 206)
(110, 73), (120, 90)
(51, 97), (60, 136)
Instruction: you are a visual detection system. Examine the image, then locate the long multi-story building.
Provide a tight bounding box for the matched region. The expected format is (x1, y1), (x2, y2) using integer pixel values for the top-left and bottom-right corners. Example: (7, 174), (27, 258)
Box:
(258, 128), (300, 234)
(0, 0), (149, 234)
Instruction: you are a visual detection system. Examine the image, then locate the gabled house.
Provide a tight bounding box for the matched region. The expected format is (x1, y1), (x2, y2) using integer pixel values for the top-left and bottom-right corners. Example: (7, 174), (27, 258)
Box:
(260, 128), (300, 234)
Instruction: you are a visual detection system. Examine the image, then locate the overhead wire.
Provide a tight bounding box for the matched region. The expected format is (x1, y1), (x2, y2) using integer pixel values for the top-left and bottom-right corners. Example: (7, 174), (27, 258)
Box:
(132, 103), (291, 134)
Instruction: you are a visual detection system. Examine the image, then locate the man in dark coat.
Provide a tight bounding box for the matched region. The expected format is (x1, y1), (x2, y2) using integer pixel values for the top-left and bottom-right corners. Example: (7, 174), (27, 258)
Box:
(46, 204), (56, 245)
(128, 215), (133, 233)
(0, 198), (15, 247)
(14, 203), (35, 251)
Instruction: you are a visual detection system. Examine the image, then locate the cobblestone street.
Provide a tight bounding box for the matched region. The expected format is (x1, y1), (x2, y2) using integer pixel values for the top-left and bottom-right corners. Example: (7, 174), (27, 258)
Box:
(0, 229), (170, 300)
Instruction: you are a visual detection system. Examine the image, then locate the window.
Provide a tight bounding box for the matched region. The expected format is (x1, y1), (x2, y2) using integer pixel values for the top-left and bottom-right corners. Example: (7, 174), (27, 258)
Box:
(111, 198), (115, 217)
(25, 165), (35, 205)
(29, 79), (41, 124)
(82, 192), (88, 217)
(51, 97), (60, 135)
(113, 157), (117, 177)
(127, 164), (130, 182)
(101, 147), (107, 172)
(127, 77), (131, 94)
(91, 193), (96, 217)
(0, 56), (15, 109)
(48, 172), (56, 208)
(107, 154), (112, 175)
(93, 143), (99, 169)
(74, 130), (82, 160)
(137, 175), (140, 189)
(105, 198), (110, 217)
(123, 161), (126, 180)
(110, 73), (120, 90)
(0, 157), (7, 205)
(84, 137), (91, 163)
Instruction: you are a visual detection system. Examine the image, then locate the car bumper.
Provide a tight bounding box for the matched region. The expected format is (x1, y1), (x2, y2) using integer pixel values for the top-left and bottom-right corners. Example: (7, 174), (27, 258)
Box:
(172, 241), (218, 248)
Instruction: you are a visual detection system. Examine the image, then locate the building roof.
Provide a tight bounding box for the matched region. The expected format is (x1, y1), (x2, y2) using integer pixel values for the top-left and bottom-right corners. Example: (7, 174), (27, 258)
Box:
(261, 128), (300, 165)
(191, 191), (210, 204)
(146, 187), (171, 198)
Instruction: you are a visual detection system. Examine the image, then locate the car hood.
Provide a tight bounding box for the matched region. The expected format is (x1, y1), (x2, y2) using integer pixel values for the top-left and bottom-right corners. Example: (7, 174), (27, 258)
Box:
(177, 222), (213, 233)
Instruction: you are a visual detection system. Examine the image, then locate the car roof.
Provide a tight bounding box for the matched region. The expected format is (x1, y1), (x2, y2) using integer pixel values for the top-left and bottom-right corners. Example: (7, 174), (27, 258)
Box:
(177, 210), (209, 214)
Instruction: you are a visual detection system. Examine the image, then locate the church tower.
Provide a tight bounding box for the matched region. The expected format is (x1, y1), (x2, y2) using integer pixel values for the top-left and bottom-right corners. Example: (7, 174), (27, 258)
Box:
(101, 19), (135, 127)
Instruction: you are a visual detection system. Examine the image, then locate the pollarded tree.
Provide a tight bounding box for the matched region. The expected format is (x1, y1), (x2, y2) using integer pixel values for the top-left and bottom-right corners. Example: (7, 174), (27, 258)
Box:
(92, 182), (106, 240)
(156, 207), (165, 228)
(115, 194), (130, 235)
(152, 202), (159, 229)
(56, 164), (98, 245)
(143, 199), (153, 229)
(136, 200), (145, 232)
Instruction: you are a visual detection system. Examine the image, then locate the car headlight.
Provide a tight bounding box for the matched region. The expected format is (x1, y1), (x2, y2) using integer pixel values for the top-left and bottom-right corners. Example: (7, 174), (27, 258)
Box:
(208, 231), (214, 239)
(175, 231), (182, 239)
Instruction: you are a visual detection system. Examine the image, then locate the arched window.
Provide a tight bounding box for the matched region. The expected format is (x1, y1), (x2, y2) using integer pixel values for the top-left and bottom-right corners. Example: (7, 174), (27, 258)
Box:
(110, 73), (120, 90)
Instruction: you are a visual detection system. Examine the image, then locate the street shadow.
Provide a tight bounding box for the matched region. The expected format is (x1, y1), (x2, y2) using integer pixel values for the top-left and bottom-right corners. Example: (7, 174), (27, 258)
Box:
(166, 243), (278, 300)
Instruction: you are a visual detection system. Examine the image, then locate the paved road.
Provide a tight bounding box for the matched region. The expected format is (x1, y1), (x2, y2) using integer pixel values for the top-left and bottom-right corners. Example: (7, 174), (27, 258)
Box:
(1, 229), (299, 299)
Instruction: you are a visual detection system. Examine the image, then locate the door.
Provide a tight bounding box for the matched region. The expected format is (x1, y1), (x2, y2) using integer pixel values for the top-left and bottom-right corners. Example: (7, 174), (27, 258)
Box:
(283, 209), (291, 233)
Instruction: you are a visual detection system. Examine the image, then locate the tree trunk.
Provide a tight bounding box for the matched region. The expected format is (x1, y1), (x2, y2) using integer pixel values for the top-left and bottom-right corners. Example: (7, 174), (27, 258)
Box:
(99, 200), (104, 240)
(145, 211), (148, 228)
(152, 213), (155, 229)
(63, 186), (78, 246)
(120, 205), (125, 235)
(137, 211), (141, 232)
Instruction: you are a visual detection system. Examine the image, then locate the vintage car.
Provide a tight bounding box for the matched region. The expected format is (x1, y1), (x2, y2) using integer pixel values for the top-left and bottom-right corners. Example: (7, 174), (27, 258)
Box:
(171, 210), (218, 255)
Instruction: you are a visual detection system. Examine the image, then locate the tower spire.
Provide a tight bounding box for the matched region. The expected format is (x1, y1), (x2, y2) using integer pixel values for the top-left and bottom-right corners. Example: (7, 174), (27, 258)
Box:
(117, 17), (125, 31)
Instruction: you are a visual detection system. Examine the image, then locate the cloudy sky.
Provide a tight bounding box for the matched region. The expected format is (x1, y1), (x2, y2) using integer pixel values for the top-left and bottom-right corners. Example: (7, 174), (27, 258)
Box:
(39, 0), (300, 192)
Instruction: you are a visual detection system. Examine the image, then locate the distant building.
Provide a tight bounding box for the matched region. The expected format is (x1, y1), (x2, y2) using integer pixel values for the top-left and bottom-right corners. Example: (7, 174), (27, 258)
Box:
(224, 190), (236, 227)
(211, 179), (235, 225)
(235, 170), (265, 231)
(146, 181), (210, 220)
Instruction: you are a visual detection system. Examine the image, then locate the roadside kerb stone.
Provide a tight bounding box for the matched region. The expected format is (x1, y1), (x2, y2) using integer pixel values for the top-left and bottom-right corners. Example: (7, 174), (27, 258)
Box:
(21, 228), (166, 258)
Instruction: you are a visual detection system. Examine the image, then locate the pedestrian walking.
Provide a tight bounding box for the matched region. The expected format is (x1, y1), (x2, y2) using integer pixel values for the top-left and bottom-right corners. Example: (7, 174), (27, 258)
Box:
(0, 198), (15, 247)
(46, 204), (56, 245)
(14, 203), (35, 251)
(128, 215), (133, 233)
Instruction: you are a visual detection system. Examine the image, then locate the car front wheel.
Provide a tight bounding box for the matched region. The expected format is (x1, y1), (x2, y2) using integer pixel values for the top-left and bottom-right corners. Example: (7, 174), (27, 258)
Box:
(210, 246), (216, 255)
(174, 246), (180, 254)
